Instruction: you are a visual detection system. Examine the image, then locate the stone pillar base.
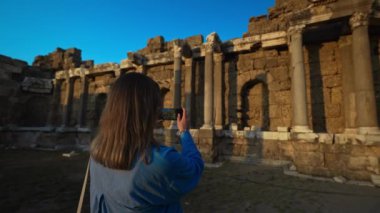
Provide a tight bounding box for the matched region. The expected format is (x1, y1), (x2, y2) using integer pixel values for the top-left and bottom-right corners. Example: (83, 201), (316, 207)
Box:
(291, 125), (313, 133)
(214, 125), (223, 130)
(358, 127), (380, 135)
(344, 128), (358, 134)
(200, 124), (213, 130)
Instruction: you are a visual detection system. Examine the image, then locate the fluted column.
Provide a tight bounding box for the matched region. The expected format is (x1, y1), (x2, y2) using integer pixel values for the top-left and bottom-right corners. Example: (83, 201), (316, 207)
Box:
(201, 42), (214, 129)
(77, 73), (88, 128)
(47, 79), (63, 127)
(184, 58), (193, 128)
(214, 53), (223, 130)
(288, 25), (312, 133)
(338, 36), (357, 133)
(350, 12), (379, 134)
(61, 71), (74, 127)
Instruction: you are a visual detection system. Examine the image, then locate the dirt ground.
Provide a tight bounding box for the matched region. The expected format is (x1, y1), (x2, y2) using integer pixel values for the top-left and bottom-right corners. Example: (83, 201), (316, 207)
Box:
(1, 149), (380, 213)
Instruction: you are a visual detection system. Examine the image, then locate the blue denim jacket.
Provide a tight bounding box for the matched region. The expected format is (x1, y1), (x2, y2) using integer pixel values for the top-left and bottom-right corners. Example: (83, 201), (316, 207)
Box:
(90, 130), (204, 212)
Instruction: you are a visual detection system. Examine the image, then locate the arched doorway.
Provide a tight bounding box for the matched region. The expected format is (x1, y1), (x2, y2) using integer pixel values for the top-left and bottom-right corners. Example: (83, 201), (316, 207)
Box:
(240, 79), (269, 130)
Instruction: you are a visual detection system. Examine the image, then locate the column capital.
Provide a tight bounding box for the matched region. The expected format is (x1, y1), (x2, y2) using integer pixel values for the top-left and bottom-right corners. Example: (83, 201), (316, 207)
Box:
(287, 25), (305, 44)
(287, 25), (305, 36)
(205, 32), (222, 53)
(350, 12), (369, 30)
(173, 44), (183, 58)
(213, 53), (224, 62)
(79, 67), (86, 78)
(184, 58), (193, 67)
(204, 42), (216, 53)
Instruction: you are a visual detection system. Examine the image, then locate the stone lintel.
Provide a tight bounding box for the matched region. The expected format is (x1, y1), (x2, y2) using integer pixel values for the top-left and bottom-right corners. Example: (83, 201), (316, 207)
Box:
(92, 63), (119, 74)
(262, 38), (287, 48)
(146, 52), (173, 65)
(21, 77), (53, 94)
(55, 63), (119, 80)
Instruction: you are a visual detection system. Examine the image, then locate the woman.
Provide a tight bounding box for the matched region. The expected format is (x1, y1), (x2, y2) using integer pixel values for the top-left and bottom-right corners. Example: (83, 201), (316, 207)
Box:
(90, 72), (204, 212)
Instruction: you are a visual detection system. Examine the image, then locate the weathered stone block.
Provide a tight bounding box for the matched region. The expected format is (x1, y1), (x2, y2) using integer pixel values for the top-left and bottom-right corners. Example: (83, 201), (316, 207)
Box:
(253, 59), (266, 69)
(326, 104), (341, 118)
(347, 156), (369, 170)
(294, 151), (324, 167)
(293, 142), (320, 152)
(324, 153), (347, 173)
(323, 75), (342, 88)
(331, 88), (342, 104)
(198, 129), (214, 138)
(265, 58), (278, 68)
(279, 142), (295, 160)
(262, 140), (281, 160)
(271, 66), (289, 81)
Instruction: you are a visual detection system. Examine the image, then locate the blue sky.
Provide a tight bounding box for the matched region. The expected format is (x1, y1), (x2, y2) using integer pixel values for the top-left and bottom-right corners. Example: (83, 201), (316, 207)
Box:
(0, 0), (275, 65)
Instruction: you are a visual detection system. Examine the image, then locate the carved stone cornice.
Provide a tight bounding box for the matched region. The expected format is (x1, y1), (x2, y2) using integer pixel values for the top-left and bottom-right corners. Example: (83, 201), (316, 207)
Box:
(350, 12), (369, 30)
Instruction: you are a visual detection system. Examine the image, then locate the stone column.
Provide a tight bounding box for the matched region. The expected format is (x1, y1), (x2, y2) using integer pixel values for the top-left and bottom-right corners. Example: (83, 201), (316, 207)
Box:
(213, 53), (223, 130)
(288, 25), (312, 133)
(350, 12), (379, 134)
(184, 58), (193, 128)
(338, 36), (357, 133)
(173, 44), (182, 108)
(46, 79), (63, 127)
(61, 72), (74, 128)
(169, 44), (182, 129)
(114, 69), (121, 78)
(201, 42), (214, 129)
(77, 75), (89, 128)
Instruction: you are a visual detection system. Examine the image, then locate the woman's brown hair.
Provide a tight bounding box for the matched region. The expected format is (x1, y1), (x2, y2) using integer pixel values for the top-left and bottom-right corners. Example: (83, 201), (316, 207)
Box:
(90, 72), (161, 170)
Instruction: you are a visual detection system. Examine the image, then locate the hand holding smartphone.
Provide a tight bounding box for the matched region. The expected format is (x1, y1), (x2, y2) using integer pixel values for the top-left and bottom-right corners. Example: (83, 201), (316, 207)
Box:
(160, 108), (183, 120)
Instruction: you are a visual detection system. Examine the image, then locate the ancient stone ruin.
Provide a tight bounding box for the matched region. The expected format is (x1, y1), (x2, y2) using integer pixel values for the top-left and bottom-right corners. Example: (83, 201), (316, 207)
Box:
(1, 0), (380, 185)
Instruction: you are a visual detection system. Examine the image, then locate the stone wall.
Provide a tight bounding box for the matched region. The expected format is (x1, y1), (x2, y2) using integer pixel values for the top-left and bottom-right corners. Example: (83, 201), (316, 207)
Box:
(262, 140), (380, 181)
(33, 48), (93, 71)
(305, 41), (344, 133)
(371, 37), (380, 125)
(0, 55), (52, 127)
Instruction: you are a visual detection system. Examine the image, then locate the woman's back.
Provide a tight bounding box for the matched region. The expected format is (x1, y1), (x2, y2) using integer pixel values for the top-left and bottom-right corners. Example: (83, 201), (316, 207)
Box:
(90, 131), (204, 213)
(89, 73), (203, 212)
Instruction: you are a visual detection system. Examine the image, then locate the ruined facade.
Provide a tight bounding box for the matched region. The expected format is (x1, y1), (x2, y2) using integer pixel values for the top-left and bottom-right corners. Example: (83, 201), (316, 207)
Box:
(1, 0), (380, 184)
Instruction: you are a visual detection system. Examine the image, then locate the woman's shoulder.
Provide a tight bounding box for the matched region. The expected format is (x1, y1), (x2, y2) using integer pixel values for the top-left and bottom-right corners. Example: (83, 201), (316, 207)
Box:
(153, 145), (181, 166)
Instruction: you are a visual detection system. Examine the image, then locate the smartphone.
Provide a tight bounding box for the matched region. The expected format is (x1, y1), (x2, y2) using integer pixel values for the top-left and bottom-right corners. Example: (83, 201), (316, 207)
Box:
(160, 108), (183, 120)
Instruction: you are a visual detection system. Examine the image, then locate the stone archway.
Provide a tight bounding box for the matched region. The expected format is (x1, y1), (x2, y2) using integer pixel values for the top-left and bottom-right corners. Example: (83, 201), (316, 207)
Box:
(240, 79), (269, 130)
